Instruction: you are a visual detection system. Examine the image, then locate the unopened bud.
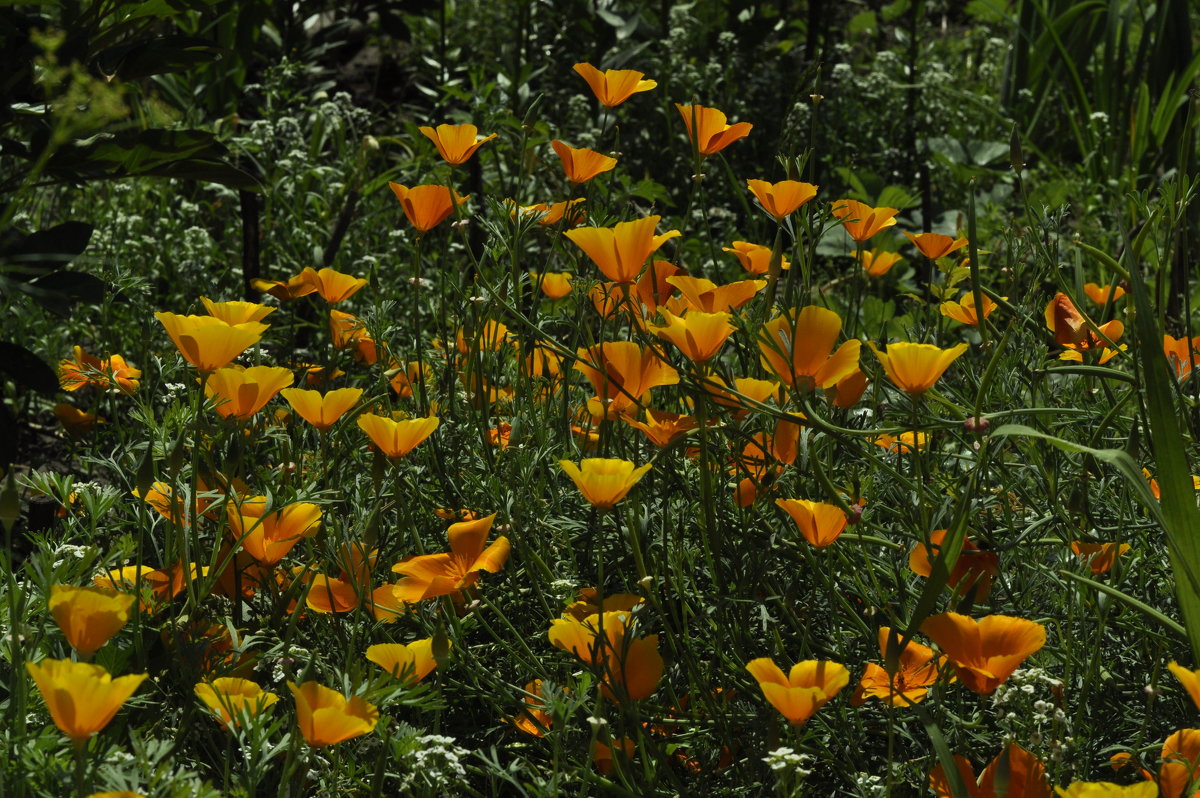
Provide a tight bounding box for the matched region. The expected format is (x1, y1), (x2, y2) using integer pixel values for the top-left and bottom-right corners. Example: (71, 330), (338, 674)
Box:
(964, 416), (990, 435)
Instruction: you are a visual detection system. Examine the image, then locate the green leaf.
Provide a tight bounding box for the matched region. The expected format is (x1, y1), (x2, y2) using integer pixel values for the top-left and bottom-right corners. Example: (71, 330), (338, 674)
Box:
(0, 222), (93, 278)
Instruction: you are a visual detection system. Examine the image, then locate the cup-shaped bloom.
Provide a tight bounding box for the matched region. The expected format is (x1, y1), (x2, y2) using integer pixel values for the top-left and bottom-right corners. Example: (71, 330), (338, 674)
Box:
(59, 347), (141, 394)
(1083, 282), (1126, 305)
(357, 413), (439, 458)
(745, 658), (848, 725)
(366, 638), (445, 683)
(1055, 783), (1157, 797)
(746, 179), (818, 220)
(940, 292), (1001, 326)
(904, 231), (968, 259)
(49, 585), (135, 657)
(572, 63), (656, 107)
(205, 365), (294, 421)
(419, 123), (496, 165)
(758, 306), (861, 391)
(833, 200), (900, 242)
(920, 612), (1046, 695)
(281, 387), (362, 431)
(868, 341), (968, 395)
(390, 513), (510, 602)
(195, 678), (279, 730)
(298, 267), (368, 304)
(287, 681), (378, 747)
(909, 529), (999, 600)
(26, 659), (147, 742)
(675, 104), (752, 156)
(228, 497), (322, 566)
(725, 241), (789, 275)
(1070, 541), (1130, 575)
(200, 297), (276, 325)
(774, 499), (848, 548)
(858, 248), (903, 276)
(387, 183), (467, 232)
(251, 272), (317, 301)
(851, 627), (944, 707)
(536, 271), (573, 299)
(1161, 729), (1200, 798)
(623, 409), (697, 448)
(649, 309), (735, 363)
(564, 216), (680, 284)
(667, 275), (766, 312)
(1164, 334), (1200, 381)
(549, 611), (663, 701)
(1044, 293), (1125, 351)
(929, 744), (1050, 798)
(574, 341), (679, 405)
(551, 140), (617, 184)
(559, 458), (651, 510)
(155, 313), (267, 372)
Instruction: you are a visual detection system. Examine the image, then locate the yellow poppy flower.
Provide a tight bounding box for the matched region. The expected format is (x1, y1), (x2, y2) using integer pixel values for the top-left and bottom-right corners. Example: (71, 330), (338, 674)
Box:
(387, 183), (468, 232)
(205, 365), (294, 420)
(356, 413), (439, 458)
(649, 308), (735, 363)
(200, 297), (276, 324)
(287, 681), (378, 747)
(390, 513), (510, 602)
(868, 341), (968, 394)
(155, 313), (267, 373)
(564, 216), (681, 284)
(939, 292), (1001, 326)
(675, 104), (752, 156)
(551, 140), (617, 184)
(298, 267), (368, 304)
(746, 179), (818, 220)
(724, 241), (790, 275)
(774, 499), (848, 547)
(758, 306), (861, 391)
(48, 585), (134, 657)
(419, 123), (496, 165)
(920, 612), (1046, 695)
(194, 677), (279, 730)
(833, 200), (900, 242)
(857, 249), (903, 276)
(572, 63), (657, 107)
(745, 658), (848, 725)
(559, 458), (652, 510)
(26, 658), (147, 742)
(366, 638), (445, 683)
(904, 231), (968, 259)
(280, 387), (362, 431)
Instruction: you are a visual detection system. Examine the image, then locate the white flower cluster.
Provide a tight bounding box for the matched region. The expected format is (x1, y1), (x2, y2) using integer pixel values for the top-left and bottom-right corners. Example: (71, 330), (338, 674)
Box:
(398, 735), (469, 790)
(853, 771), (886, 797)
(763, 746), (812, 777)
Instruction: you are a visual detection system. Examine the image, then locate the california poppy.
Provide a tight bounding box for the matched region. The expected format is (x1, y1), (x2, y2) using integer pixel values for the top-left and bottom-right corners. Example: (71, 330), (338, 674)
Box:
(200, 297), (275, 325)
(512, 679), (554, 736)
(909, 529), (999, 599)
(833, 200), (900, 242)
(940, 292), (1001, 327)
(559, 458), (652, 510)
(868, 341), (968, 395)
(1044, 293), (1124, 354)
(574, 341), (679, 412)
(564, 216), (680, 284)
(54, 403), (101, 435)
(649, 309), (735, 363)
(551, 140), (617, 184)
(510, 198), (586, 226)
(904, 231), (968, 259)
(537, 271), (574, 299)
(1169, 662), (1200, 712)
(874, 431), (930, 454)
(675, 104), (752, 156)
(666, 275), (765, 313)
(419, 123), (496, 165)
(155, 313), (267, 373)
(356, 413), (439, 458)
(390, 513), (510, 602)
(387, 183), (467, 232)
(572, 63), (657, 107)
(774, 499), (848, 547)
(287, 681), (378, 747)
(281, 387), (362, 431)
(549, 610), (663, 701)
(745, 658), (849, 725)
(366, 638), (445, 683)
(851, 627), (945, 707)
(1083, 282), (1126, 305)
(1164, 334), (1200, 381)
(252, 272), (318, 301)
(26, 658), (147, 743)
(1161, 728), (1200, 798)
(48, 585), (134, 658)
(1070, 541), (1130, 575)
(725, 241), (789, 275)
(1055, 783), (1157, 797)
(746, 179), (818, 220)
(59, 347), (141, 395)
(298, 267), (368, 304)
(194, 678), (279, 730)
(205, 365), (294, 421)
(227, 497), (322, 566)
(623, 408), (697, 447)
(928, 744), (1051, 798)
(758, 306), (861, 391)
(920, 612), (1046, 695)
(858, 249), (904, 276)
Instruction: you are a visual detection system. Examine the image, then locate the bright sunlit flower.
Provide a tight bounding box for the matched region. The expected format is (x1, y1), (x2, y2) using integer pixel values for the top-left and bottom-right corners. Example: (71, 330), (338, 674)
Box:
(1164, 334), (1200, 381)
(873, 430), (930, 454)
(666, 275), (765, 312)
(745, 658), (848, 725)
(281, 387), (362, 431)
(746, 179), (818, 220)
(155, 313), (267, 373)
(940, 292), (1001, 326)
(649, 308), (736, 363)
(1083, 282), (1126, 305)
(1045, 293), (1124, 354)
(909, 529), (999, 600)
(857, 248), (904, 276)
(564, 216), (681, 284)
(200, 297), (276, 325)
(724, 241), (790, 275)
(1161, 728), (1200, 798)
(194, 678), (279, 730)
(287, 681), (378, 747)
(551, 140), (618, 184)
(559, 458), (652, 510)
(390, 513), (510, 602)
(920, 612), (1046, 695)
(26, 658), (147, 743)
(48, 585), (134, 658)
(299, 267), (368, 304)
(388, 183), (468, 232)
(851, 627), (945, 707)
(623, 408), (697, 448)
(1168, 662), (1200, 712)
(227, 497), (322, 566)
(59, 347), (141, 395)
(537, 271), (574, 299)
(205, 365), (294, 420)
(574, 341), (679, 412)
(758, 306), (861, 391)
(356, 414), (439, 458)
(366, 638), (445, 683)
(929, 744), (1049, 798)
(774, 499), (848, 548)
(549, 611), (663, 701)
(833, 200), (900, 242)
(904, 231), (968, 259)
(675, 104), (752, 156)
(868, 341), (968, 395)
(572, 63), (657, 107)
(251, 272), (318, 301)
(1070, 540), (1130, 575)
(419, 123), (497, 165)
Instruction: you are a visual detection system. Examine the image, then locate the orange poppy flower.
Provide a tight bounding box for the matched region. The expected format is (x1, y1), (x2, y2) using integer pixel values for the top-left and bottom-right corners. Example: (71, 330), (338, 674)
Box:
(759, 305), (861, 391)
(510, 198), (587, 226)
(851, 627), (945, 707)
(194, 678), (279, 730)
(54, 403), (100, 435)
(390, 513), (509, 602)
(633, 260), (685, 314)
(675, 104), (752, 156)
(549, 610), (663, 701)
(623, 408), (697, 447)
(1070, 541), (1131, 574)
(1044, 293), (1124, 353)
(593, 737), (637, 775)
(1161, 729), (1200, 798)
(26, 659), (147, 743)
(251, 272), (317, 301)
(1083, 282), (1126, 305)
(929, 744), (1050, 798)
(48, 585), (135, 658)
(940, 292), (1002, 326)
(59, 347), (141, 394)
(200, 297), (275, 325)
(874, 430), (930, 453)
(574, 340), (679, 409)
(205, 365), (294, 421)
(280, 387), (362, 431)
(774, 499), (848, 547)
(920, 612), (1046, 695)
(701, 374), (783, 417)
(227, 497), (322, 566)
(94, 562), (193, 612)
(287, 681), (378, 747)
(725, 241), (789, 275)
(746, 179), (818, 220)
(909, 529), (999, 600)
(1056, 783), (1157, 797)
(551, 140), (617, 184)
(904, 231), (968, 259)
(387, 183), (468, 232)
(857, 248), (904, 276)
(298, 267), (368, 304)
(1168, 663), (1200, 711)
(745, 658), (849, 725)
(155, 312), (267, 373)
(649, 309), (736, 363)
(419, 123), (496, 165)
(564, 216), (680, 284)
(833, 200), (900, 242)
(366, 638), (444, 683)
(666, 275), (765, 312)
(1165, 334), (1200, 381)
(356, 413), (439, 458)
(559, 458), (652, 510)
(512, 679), (554, 736)
(572, 63), (657, 107)
(537, 271), (574, 299)
(868, 341), (968, 395)
(829, 367), (869, 408)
